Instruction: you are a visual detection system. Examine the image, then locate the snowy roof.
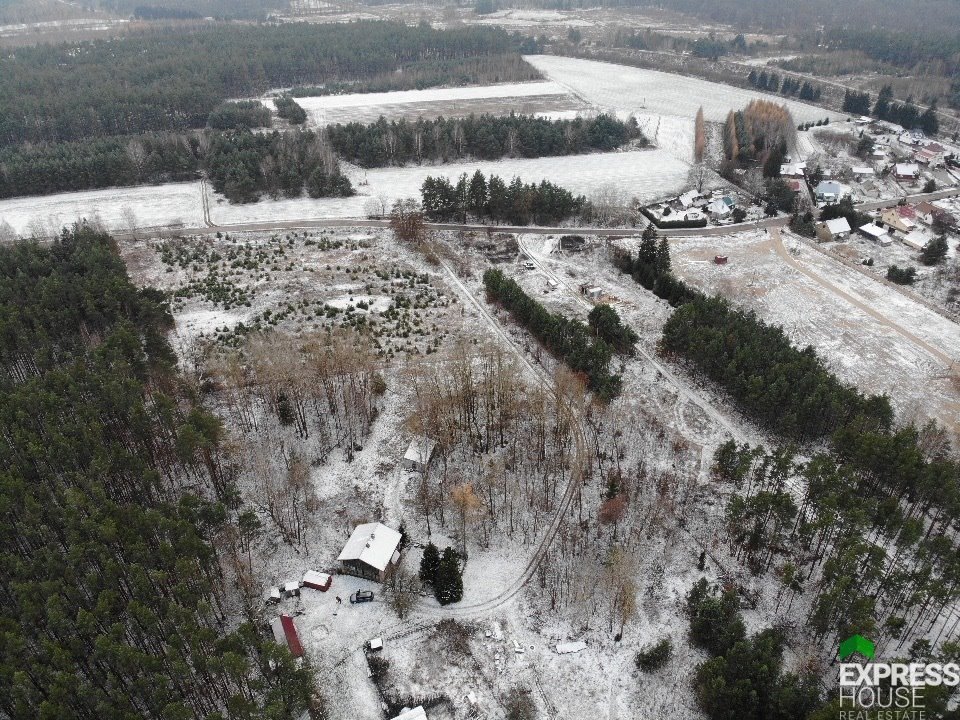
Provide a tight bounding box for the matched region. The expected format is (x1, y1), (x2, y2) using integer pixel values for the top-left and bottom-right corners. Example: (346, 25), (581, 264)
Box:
(707, 199), (731, 215)
(284, 581), (300, 593)
(858, 223), (888, 239)
(815, 180), (847, 196)
(302, 570), (330, 586)
(851, 166), (874, 175)
(404, 436), (436, 466)
(895, 163), (919, 176)
(902, 230), (930, 249)
(556, 641), (588, 654)
(780, 162), (806, 176)
(337, 522), (402, 572)
(825, 218), (851, 235)
(678, 189), (700, 207)
(392, 707), (427, 720)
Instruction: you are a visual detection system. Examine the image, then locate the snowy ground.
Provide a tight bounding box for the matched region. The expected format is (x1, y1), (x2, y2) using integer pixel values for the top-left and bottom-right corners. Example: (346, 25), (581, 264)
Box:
(207, 149), (699, 225)
(0, 181), (205, 237)
(668, 229), (960, 444)
(286, 81), (588, 127)
(525, 54), (844, 125)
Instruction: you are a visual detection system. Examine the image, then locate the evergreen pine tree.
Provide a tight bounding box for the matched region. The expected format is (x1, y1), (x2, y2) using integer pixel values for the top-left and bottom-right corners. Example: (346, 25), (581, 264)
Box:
(655, 237), (672, 274)
(434, 547), (464, 605)
(419, 541), (440, 586)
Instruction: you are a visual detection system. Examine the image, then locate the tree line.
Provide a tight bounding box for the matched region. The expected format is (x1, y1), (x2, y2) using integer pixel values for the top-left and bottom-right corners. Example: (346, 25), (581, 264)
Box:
(0, 21), (535, 148)
(327, 113), (645, 168)
(0, 226), (321, 719)
(0, 129), (352, 203)
(747, 70), (822, 102)
(421, 170), (586, 226)
(660, 294), (892, 441)
(841, 86), (938, 134)
(612, 225), (703, 307)
(483, 268), (623, 399)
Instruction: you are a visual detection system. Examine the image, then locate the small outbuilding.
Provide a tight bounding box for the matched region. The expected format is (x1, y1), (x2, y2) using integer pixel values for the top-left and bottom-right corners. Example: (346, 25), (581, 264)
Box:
(556, 640), (588, 655)
(714, 255), (729, 265)
(284, 581), (301, 598)
(403, 436), (436, 473)
(338, 522), (403, 582)
(302, 570), (332, 591)
(271, 615), (305, 658)
(858, 223), (892, 246)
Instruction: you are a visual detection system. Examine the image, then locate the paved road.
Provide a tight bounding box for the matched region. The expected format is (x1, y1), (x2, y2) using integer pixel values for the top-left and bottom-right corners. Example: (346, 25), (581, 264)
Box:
(855, 187), (960, 212)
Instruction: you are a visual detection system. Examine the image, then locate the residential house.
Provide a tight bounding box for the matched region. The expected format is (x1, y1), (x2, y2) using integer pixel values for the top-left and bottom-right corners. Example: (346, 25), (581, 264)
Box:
(851, 166), (874, 178)
(706, 198), (731, 218)
(780, 162), (807, 178)
(902, 229), (932, 250)
(815, 181), (851, 203)
(677, 189), (701, 208)
(894, 163), (920, 181)
(819, 217), (851, 241)
(403, 436), (436, 473)
(337, 522), (402, 582)
(914, 201), (941, 225)
(916, 144), (946, 168)
(880, 206), (917, 235)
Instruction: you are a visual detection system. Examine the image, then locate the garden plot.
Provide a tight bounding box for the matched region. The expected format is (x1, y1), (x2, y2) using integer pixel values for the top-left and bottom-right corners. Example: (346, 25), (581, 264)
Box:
(525, 55), (843, 125)
(0, 181), (204, 237)
(209, 149), (698, 225)
(288, 81), (587, 127)
(669, 230), (960, 443)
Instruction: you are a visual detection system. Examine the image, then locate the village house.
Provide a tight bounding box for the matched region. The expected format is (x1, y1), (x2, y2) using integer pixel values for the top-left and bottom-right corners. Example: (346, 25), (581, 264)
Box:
(880, 206), (917, 235)
(780, 162), (806, 179)
(894, 163), (920, 182)
(914, 201), (941, 225)
(815, 181), (851, 204)
(337, 522), (402, 582)
(916, 143), (946, 168)
(818, 217), (851, 242)
(403, 436), (436, 473)
(902, 229), (932, 250)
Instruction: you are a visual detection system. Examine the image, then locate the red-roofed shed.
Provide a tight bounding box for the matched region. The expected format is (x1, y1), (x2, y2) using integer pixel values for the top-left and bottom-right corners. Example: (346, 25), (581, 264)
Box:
(271, 615), (305, 658)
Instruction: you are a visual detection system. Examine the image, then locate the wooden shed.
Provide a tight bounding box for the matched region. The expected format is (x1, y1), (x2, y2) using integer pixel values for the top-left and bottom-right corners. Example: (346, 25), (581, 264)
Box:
(302, 570), (332, 592)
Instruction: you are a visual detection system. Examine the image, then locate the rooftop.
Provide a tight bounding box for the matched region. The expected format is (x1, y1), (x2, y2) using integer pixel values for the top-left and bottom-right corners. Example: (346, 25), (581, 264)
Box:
(337, 522), (402, 572)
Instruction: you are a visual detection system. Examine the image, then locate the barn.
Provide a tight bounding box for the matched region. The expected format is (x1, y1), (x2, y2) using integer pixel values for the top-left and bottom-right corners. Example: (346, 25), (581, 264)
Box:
(271, 615), (304, 658)
(337, 522), (402, 582)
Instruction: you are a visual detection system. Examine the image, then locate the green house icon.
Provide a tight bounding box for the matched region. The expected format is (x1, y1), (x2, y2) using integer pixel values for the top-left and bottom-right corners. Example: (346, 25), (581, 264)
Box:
(839, 635), (876, 661)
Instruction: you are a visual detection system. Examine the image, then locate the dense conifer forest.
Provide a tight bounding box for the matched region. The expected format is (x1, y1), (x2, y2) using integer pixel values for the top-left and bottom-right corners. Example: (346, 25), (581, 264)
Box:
(0, 227), (320, 719)
(0, 22), (533, 147)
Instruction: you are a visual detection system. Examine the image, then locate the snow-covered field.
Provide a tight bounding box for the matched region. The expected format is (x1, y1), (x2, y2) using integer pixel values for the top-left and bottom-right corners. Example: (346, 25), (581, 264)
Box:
(0, 182), (205, 237)
(286, 81), (587, 127)
(670, 230), (960, 443)
(525, 55), (844, 125)
(207, 150), (698, 225)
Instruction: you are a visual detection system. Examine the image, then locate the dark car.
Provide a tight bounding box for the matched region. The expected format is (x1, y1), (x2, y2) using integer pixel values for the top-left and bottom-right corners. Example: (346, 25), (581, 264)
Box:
(350, 590), (374, 604)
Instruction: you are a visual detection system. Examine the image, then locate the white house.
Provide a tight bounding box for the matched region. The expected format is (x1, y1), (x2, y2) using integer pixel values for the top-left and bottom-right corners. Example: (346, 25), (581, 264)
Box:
(706, 198), (731, 218)
(337, 522), (402, 582)
(851, 166), (874, 177)
(894, 163), (920, 181)
(824, 217), (851, 240)
(815, 181), (851, 203)
(902, 229), (931, 250)
(403, 436), (436, 473)
(780, 162), (806, 178)
(677, 189), (701, 208)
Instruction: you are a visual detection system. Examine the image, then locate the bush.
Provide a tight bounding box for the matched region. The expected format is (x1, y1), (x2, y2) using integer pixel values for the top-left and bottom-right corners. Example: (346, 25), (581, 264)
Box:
(635, 638), (673, 672)
(886, 265), (917, 284)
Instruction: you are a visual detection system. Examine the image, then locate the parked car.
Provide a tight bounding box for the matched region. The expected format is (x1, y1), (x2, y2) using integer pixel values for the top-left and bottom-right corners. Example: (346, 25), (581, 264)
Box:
(350, 590), (374, 604)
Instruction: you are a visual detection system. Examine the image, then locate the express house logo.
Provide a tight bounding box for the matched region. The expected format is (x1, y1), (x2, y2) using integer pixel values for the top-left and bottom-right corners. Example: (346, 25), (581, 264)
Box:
(838, 634), (959, 719)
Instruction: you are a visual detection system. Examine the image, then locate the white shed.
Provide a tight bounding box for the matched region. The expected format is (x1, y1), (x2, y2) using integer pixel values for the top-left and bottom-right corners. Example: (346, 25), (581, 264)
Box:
(858, 223), (892, 246)
(825, 217), (851, 240)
